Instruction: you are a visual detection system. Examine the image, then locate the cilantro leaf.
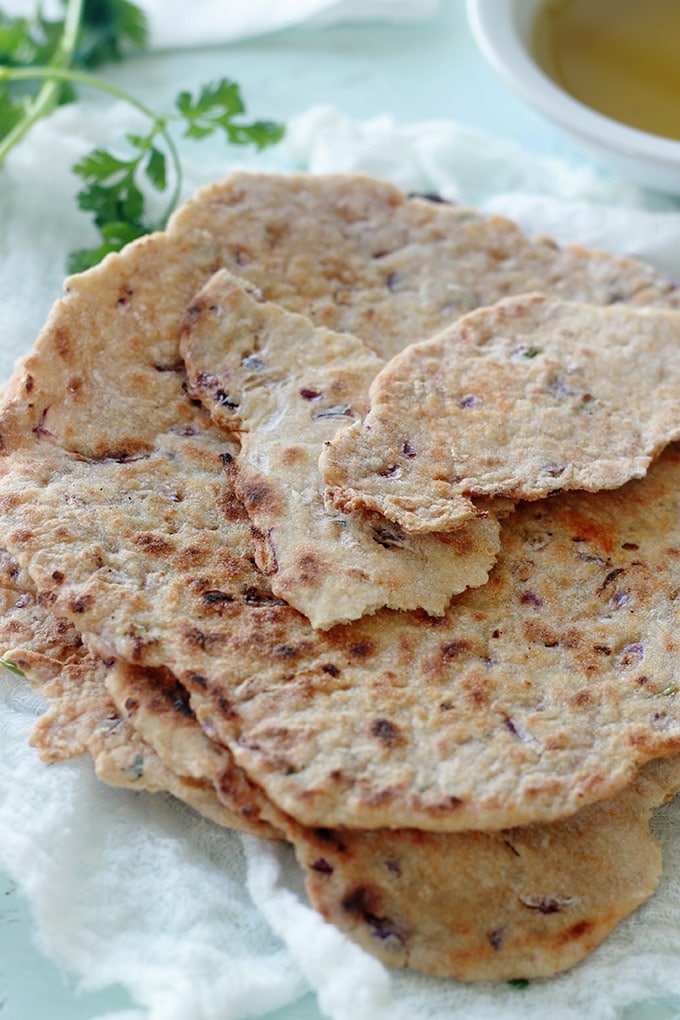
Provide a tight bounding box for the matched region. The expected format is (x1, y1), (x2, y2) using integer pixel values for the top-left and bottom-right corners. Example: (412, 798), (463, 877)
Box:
(175, 78), (285, 149)
(1, 2), (283, 271)
(75, 0), (149, 68)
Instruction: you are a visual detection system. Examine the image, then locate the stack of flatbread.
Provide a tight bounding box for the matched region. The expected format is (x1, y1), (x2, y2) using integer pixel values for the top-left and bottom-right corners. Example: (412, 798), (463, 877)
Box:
(3, 171), (680, 983)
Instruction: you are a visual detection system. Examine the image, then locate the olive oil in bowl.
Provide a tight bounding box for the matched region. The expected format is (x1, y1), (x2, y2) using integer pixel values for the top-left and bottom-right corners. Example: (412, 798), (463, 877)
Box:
(532, 0), (680, 141)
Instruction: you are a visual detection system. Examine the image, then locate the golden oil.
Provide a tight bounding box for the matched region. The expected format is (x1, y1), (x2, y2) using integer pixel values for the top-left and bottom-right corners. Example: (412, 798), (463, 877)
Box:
(532, 0), (680, 141)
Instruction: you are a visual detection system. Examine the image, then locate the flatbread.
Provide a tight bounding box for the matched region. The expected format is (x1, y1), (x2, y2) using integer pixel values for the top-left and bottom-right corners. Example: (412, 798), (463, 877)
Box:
(321, 293), (680, 532)
(180, 270), (500, 628)
(0, 547), (280, 839)
(3, 172), (679, 462)
(104, 660), (283, 839)
(291, 756), (680, 981)
(5, 549), (680, 981)
(181, 443), (680, 832)
(4, 173), (680, 836)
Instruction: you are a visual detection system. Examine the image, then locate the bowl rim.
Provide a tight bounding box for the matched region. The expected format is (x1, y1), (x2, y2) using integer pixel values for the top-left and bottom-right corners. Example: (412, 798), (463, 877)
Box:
(466, 0), (680, 169)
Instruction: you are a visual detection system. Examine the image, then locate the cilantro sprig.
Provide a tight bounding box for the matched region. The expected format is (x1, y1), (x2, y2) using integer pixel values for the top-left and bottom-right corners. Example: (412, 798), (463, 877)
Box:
(0, 0), (284, 271)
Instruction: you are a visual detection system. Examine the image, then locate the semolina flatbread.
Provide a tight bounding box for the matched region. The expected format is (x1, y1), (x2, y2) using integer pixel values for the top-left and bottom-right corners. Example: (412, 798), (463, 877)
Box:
(321, 293), (680, 532)
(180, 270), (500, 628)
(290, 756), (680, 981)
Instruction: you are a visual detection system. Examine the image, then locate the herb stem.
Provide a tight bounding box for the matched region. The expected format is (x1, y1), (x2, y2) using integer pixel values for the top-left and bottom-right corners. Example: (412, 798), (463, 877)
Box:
(0, 64), (183, 224)
(0, 0), (84, 166)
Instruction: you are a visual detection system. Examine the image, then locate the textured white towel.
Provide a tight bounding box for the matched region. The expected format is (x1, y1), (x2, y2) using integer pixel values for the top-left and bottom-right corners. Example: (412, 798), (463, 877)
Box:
(2, 101), (680, 1020)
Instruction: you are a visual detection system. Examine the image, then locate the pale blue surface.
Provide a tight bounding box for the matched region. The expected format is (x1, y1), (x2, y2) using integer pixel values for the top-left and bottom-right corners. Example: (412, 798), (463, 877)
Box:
(1, 3), (667, 1019)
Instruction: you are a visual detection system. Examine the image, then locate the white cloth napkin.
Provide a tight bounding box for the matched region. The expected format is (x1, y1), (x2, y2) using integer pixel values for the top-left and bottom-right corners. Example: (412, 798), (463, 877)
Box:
(2, 0), (438, 48)
(2, 102), (680, 1020)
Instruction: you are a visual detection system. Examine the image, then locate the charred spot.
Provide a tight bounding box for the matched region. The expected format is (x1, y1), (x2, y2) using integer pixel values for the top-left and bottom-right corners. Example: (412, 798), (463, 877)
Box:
(520, 590), (543, 609)
(124, 697), (139, 714)
(300, 388), (323, 401)
(186, 672), (207, 689)
(240, 477), (281, 514)
(219, 451), (233, 466)
(132, 533), (174, 555)
(349, 639), (375, 658)
(439, 700), (454, 711)
(489, 929), (505, 951)
(215, 389), (239, 410)
(309, 858), (334, 875)
(492, 629), (501, 639)
(116, 285), (134, 306)
(558, 919), (593, 944)
(386, 272), (401, 292)
(52, 325), (72, 359)
(68, 593), (93, 614)
(370, 718), (404, 746)
(202, 590), (235, 604)
(378, 463), (400, 478)
(593, 645), (611, 655)
(296, 552), (322, 583)
(321, 663), (340, 677)
(51, 570), (65, 584)
(401, 441), (416, 458)
(440, 639), (471, 660)
(385, 859), (402, 877)
(621, 542), (639, 550)
(312, 827), (338, 844)
(24, 374), (34, 394)
(183, 626), (207, 650)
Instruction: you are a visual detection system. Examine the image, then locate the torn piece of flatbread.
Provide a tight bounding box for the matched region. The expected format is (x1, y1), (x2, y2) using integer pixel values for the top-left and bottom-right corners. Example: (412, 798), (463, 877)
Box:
(180, 270), (500, 628)
(321, 293), (680, 532)
(290, 756), (680, 981)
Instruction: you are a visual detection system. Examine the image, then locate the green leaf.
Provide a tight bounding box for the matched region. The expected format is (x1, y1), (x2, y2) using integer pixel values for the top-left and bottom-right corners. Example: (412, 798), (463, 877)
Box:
(175, 78), (284, 149)
(67, 219), (147, 273)
(75, 0), (149, 69)
(144, 144), (166, 190)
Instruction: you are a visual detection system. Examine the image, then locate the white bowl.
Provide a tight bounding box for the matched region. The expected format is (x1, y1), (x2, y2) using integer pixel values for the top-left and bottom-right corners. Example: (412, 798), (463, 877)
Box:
(466, 0), (680, 195)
